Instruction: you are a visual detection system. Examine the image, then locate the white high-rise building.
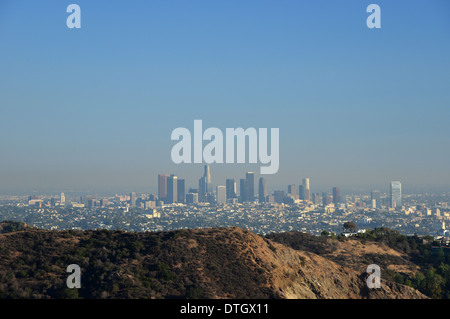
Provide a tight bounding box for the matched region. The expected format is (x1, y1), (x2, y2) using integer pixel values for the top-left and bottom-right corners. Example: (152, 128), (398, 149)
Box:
(258, 177), (267, 203)
(302, 178), (310, 201)
(226, 179), (237, 199)
(167, 175), (178, 204)
(216, 186), (226, 204)
(130, 192), (137, 208)
(205, 164), (212, 193)
(390, 181), (402, 208)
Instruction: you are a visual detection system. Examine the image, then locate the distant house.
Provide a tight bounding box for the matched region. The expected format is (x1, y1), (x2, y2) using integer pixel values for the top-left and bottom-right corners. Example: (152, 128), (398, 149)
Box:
(341, 229), (366, 237)
(341, 232), (353, 237)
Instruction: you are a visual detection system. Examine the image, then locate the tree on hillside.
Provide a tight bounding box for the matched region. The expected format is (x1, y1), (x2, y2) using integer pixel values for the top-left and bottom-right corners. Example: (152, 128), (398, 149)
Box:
(343, 222), (357, 233)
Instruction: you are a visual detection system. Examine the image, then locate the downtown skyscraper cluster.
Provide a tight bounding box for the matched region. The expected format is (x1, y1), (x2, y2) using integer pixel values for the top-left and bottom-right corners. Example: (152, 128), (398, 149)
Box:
(157, 164), (317, 206)
(156, 165), (402, 211)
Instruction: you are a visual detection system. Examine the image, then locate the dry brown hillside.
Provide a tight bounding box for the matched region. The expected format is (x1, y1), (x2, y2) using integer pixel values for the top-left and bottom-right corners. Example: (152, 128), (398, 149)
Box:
(0, 223), (426, 299)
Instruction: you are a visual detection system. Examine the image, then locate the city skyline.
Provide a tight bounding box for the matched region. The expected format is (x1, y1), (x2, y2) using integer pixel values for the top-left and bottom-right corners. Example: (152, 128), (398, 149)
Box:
(18, 163), (414, 206)
(3, 165), (449, 242)
(16, 171), (411, 214)
(151, 165), (411, 206)
(2, 163), (449, 197)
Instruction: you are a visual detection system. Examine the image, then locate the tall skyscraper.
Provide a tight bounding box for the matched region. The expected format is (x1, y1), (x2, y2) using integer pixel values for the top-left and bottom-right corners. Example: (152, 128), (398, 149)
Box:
(199, 164), (212, 202)
(166, 175), (178, 204)
(332, 187), (340, 204)
(322, 192), (330, 206)
(60, 192), (65, 205)
(239, 178), (247, 202)
(288, 184), (297, 199)
(216, 186), (226, 204)
(246, 172), (255, 202)
(299, 185), (305, 200)
(258, 177), (267, 203)
(226, 179), (237, 199)
(158, 174), (169, 201)
(177, 179), (185, 203)
(130, 192), (136, 208)
(199, 176), (206, 202)
(302, 178), (310, 201)
(312, 192), (320, 205)
(204, 164), (212, 193)
(390, 181), (402, 208)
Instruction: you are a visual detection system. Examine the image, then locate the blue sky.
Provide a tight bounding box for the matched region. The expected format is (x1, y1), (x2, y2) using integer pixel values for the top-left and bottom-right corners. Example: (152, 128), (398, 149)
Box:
(1, 0), (449, 194)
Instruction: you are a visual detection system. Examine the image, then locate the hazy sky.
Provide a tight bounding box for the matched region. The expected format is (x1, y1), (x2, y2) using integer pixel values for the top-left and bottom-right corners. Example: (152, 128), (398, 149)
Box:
(1, 0), (450, 194)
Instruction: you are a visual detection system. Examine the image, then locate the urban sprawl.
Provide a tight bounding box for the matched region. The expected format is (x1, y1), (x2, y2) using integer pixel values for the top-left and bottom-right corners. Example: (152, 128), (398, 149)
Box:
(1, 165), (449, 243)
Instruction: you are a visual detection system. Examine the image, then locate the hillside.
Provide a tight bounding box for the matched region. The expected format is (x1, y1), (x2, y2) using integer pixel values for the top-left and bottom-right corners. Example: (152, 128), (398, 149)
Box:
(0, 222), (426, 299)
(266, 231), (420, 276)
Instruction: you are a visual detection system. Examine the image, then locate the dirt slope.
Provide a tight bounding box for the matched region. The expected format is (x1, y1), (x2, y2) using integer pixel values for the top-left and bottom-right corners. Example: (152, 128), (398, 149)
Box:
(0, 223), (426, 299)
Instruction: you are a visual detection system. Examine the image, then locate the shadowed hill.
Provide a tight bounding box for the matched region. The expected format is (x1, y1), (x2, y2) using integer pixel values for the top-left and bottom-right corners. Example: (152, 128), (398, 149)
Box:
(0, 222), (426, 299)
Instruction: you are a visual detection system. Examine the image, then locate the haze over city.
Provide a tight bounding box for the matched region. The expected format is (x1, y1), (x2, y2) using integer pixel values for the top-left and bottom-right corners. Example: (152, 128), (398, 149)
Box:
(1, 0), (450, 194)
